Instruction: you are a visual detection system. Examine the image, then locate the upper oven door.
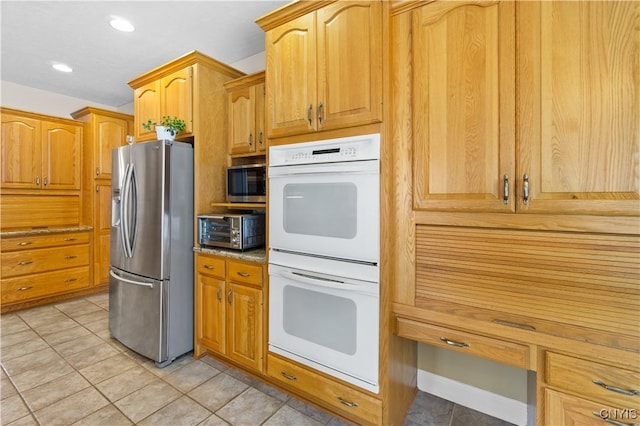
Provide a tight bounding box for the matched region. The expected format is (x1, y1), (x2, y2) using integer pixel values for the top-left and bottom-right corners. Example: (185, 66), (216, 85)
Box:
(268, 159), (379, 264)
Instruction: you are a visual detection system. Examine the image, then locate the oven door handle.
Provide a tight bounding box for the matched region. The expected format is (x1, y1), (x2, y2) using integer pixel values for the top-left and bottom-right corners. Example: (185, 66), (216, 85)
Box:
(281, 270), (377, 295)
(268, 161), (378, 177)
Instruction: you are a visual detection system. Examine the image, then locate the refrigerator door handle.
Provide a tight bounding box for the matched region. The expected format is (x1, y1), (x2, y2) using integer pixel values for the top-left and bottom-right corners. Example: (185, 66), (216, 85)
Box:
(109, 269), (154, 288)
(129, 164), (138, 255)
(121, 163), (132, 258)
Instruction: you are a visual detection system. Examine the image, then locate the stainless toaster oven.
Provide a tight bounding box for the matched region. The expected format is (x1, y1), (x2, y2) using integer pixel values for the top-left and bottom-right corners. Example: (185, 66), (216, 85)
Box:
(197, 214), (265, 251)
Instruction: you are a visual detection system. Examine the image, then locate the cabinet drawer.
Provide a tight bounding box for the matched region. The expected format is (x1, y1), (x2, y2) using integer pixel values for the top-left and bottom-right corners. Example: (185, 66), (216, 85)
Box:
(1, 266), (90, 304)
(1, 232), (89, 252)
(267, 354), (382, 425)
(227, 260), (263, 287)
(1, 244), (89, 278)
(396, 318), (530, 369)
(546, 352), (640, 410)
(196, 255), (225, 279)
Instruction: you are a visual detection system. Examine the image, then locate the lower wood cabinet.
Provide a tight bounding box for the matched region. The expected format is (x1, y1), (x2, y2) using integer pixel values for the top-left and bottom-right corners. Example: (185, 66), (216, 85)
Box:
(267, 353), (382, 426)
(195, 253), (264, 373)
(0, 231), (91, 308)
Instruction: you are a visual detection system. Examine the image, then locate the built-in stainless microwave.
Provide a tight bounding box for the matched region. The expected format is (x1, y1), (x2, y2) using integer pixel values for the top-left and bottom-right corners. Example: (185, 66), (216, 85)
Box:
(226, 163), (266, 203)
(198, 214), (265, 251)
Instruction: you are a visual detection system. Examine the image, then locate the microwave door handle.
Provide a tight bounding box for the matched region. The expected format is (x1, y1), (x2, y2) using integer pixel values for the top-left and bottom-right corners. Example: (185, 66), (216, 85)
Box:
(285, 271), (376, 295)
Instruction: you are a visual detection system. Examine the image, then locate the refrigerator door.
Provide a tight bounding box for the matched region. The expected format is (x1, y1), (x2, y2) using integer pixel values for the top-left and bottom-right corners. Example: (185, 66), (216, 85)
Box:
(111, 140), (168, 280)
(109, 267), (167, 362)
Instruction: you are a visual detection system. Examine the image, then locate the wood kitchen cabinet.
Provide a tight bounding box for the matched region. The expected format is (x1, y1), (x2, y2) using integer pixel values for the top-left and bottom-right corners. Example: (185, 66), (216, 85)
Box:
(258, 1), (382, 138)
(71, 107), (133, 286)
(1, 108), (82, 191)
(195, 253), (264, 373)
(224, 71), (266, 156)
(411, 0), (638, 216)
(132, 66), (193, 141)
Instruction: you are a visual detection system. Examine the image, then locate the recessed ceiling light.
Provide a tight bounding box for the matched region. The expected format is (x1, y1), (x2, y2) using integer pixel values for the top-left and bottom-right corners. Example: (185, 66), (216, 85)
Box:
(52, 63), (73, 73)
(109, 17), (135, 32)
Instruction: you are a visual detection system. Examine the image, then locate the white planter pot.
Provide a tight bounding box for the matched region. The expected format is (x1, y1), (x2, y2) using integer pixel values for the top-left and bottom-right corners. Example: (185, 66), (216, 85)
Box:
(155, 126), (176, 141)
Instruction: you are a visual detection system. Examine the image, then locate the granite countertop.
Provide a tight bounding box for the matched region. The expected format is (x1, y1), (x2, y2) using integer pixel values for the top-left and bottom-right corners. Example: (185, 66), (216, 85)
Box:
(0, 226), (93, 238)
(194, 246), (267, 263)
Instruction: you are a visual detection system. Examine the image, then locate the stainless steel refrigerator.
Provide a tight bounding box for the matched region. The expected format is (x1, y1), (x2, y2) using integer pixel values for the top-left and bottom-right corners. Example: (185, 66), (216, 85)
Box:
(109, 139), (194, 367)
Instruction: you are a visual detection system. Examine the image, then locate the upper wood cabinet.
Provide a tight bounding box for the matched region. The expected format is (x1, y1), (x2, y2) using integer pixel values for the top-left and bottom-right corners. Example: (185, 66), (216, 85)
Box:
(259, 1), (382, 138)
(224, 71), (266, 155)
(517, 1), (639, 216)
(1, 108), (82, 191)
(410, 0), (639, 216)
(412, 0), (515, 213)
(132, 66), (193, 141)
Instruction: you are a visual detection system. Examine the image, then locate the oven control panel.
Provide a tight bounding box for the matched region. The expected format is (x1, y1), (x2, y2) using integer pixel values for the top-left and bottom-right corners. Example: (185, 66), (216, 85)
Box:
(270, 133), (380, 166)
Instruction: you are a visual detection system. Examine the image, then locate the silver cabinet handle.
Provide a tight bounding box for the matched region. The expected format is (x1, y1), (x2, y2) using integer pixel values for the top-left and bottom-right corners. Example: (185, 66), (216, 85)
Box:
(258, 132), (263, 147)
(216, 286), (222, 302)
(43, 177), (48, 186)
(227, 290), (232, 305)
(17, 286), (32, 291)
(280, 371), (297, 381)
(64, 278), (77, 283)
(592, 410), (637, 426)
(338, 397), (358, 408)
(96, 184), (100, 192)
(592, 380), (640, 396)
(317, 102), (324, 125)
(248, 133), (253, 147)
(96, 167), (100, 176)
(18, 261), (33, 266)
(17, 242), (32, 246)
(503, 175), (509, 204)
(35, 176), (41, 185)
(204, 264), (215, 270)
(64, 255), (78, 260)
(523, 174), (529, 205)
(307, 104), (313, 126)
(237, 271), (250, 278)
(64, 238), (77, 241)
(440, 337), (470, 348)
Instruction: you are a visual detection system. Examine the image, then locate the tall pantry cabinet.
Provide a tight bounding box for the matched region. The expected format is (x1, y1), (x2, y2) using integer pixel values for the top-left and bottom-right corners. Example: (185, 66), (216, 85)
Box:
(71, 107), (134, 287)
(390, 1), (639, 425)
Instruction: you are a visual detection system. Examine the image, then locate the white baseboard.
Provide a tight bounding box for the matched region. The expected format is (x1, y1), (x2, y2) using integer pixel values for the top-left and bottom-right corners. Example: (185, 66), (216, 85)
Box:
(417, 369), (529, 426)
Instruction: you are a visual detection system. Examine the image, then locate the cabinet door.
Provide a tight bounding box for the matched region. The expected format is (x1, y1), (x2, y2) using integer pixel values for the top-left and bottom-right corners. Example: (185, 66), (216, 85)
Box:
(95, 116), (128, 179)
(254, 82), (266, 154)
(412, 0), (515, 212)
(161, 67), (193, 136)
(134, 80), (160, 141)
(95, 182), (112, 285)
(517, 1), (639, 216)
(1, 113), (41, 189)
(228, 86), (255, 155)
(196, 274), (226, 354)
(265, 12), (317, 138)
(316, 1), (382, 131)
(226, 283), (262, 372)
(41, 121), (82, 190)
(545, 389), (627, 426)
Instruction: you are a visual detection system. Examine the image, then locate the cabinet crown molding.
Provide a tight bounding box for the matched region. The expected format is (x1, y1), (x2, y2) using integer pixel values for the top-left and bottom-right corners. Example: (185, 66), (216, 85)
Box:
(224, 71), (265, 92)
(69, 106), (132, 121)
(256, 0), (336, 31)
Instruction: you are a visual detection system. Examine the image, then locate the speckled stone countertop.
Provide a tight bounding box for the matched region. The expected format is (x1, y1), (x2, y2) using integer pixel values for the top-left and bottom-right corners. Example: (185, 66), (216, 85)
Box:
(0, 226), (93, 238)
(193, 246), (266, 263)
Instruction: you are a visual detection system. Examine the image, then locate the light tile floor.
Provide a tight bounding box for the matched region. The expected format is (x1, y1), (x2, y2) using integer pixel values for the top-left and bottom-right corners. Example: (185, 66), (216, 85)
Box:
(0, 294), (514, 426)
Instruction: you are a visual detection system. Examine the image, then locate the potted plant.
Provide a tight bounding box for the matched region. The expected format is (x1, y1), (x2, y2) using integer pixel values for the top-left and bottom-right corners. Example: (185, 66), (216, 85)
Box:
(142, 116), (186, 140)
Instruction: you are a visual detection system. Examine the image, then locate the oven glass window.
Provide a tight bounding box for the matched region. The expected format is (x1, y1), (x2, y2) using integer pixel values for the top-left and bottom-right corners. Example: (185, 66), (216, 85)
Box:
(283, 183), (357, 239)
(283, 285), (357, 355)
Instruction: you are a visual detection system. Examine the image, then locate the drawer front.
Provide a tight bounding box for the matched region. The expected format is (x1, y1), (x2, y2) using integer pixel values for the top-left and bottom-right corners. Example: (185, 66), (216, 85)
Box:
(2, 266), (90, 304)
(546, 352), (640, 410)
(227, 260), (263, 287)
(196, 255), (226, 279)
(1, 244), (89, 278)
(545, 388), (638, 426)
(267, 354), (382, 425)
(1, 232), (89, 252)
(396, 318), (530, 369)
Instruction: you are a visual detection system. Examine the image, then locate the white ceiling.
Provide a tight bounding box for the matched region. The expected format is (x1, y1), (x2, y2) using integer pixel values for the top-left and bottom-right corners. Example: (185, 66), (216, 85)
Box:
(0, 1), (288, 108)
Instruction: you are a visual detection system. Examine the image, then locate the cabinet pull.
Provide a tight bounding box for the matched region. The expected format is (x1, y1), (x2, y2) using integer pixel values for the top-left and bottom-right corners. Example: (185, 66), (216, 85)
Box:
(237, 271), (250, 278)
(338, 397), (358, 408)
(227, 290), (232, 305)
(204, 264), (215, 270)
(35, 176), (41, 185)
(503, 175), (509, 204)
(96, 184), (100, 192)
(523, 174), (529, 205)
(258, 132), (263, 147)
(317, 102), (324, 125)
(96, 167), (100, 176)
(216, 287), (222, 302)
(440, 337), (470, 348)
(64, 238), (77, 242)
(18, 261), (33, 266)
(592, 380), (640, 396)
(280, 371), (297, 381)
(17, 286), (32, 291)
(65, 255), (78, 260)
(64, 278), (77, 283)
(248, 133), (253, 147)
(307, 104), (313, 126)
(17, 242), (32, 246)
(43, 177), (48, 186)
(592, 410), (637, 426)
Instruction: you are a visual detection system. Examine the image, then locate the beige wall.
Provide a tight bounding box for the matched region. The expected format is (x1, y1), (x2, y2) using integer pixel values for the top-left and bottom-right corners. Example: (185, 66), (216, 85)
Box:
(418, 342), (528, 402)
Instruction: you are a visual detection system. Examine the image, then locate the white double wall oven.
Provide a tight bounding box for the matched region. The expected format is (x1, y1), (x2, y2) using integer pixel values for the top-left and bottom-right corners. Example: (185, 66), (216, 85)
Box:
(268, 133), (381, 393)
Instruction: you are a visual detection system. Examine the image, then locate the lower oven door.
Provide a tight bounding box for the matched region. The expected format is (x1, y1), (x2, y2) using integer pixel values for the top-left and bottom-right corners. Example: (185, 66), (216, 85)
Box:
(268, 263), (379, 393)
